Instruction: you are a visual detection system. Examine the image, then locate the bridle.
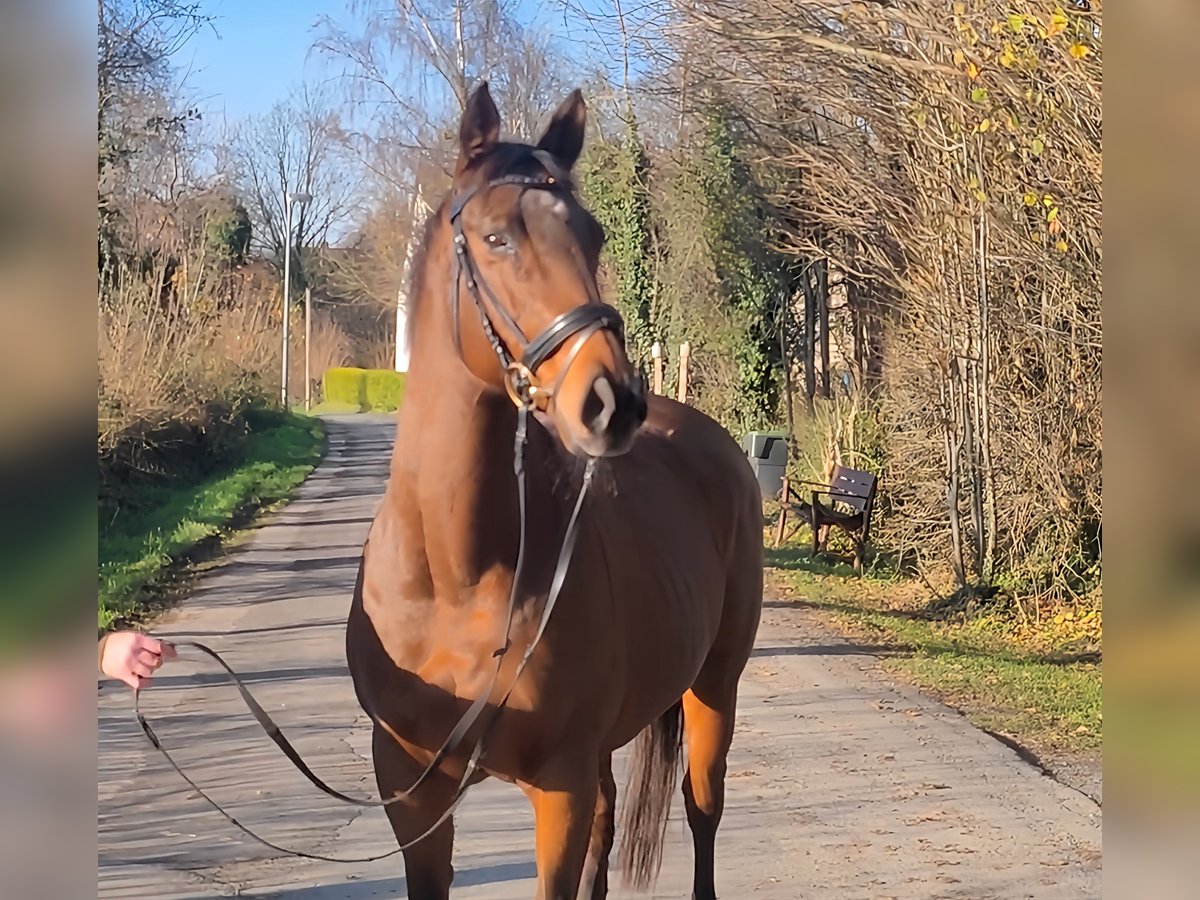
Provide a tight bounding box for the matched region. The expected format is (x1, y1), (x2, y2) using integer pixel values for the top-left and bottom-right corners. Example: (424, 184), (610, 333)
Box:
(129, 150), (634, 864)
(448, 148), (627, 410)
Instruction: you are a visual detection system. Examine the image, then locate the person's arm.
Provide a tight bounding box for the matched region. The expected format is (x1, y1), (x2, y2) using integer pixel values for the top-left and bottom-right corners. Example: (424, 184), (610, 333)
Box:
(98, 631), (176, 689)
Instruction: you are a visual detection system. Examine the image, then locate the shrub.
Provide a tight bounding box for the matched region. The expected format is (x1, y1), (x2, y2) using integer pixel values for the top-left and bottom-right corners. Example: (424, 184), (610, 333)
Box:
(98, 254), (281, 455)
(323, 367), (368, 409)
(364, 369), (406, 411)
(323, 367), (405, 412)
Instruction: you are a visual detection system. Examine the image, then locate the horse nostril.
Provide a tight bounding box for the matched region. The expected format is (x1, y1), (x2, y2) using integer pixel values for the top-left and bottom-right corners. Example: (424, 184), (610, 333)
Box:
(581, 376), (618, 435)
(581, 376), (646, 437)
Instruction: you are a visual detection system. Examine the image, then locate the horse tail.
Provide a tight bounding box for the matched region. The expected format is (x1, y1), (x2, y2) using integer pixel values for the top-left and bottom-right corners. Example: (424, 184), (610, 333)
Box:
(618, 699), (684, 889)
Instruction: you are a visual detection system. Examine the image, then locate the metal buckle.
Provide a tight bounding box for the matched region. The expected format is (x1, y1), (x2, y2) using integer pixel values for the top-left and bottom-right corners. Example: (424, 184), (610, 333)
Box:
(503, 361), (540, 409)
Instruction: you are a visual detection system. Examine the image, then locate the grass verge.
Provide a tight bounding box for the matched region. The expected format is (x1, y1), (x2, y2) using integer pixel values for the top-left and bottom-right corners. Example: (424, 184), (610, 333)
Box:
(98, 410), (326, 629)
(765, 542), (1102, 760)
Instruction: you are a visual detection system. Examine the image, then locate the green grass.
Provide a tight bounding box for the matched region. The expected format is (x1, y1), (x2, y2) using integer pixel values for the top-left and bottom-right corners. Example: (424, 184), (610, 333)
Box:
(98, 410), (326, 628)
(766, 543), (1102, 757)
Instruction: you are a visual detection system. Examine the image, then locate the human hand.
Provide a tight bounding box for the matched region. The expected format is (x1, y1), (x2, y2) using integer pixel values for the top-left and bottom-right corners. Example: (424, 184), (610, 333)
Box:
(99, 632), (177, 689)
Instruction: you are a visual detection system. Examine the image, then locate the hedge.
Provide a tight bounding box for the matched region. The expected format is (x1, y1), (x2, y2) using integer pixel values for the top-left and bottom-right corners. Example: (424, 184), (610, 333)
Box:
(323, 367), (406, 412)
(365, 369), (406, 411)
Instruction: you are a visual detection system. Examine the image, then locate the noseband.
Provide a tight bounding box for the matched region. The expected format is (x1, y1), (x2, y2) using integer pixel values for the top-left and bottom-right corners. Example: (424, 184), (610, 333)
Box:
(448, 150), (625, 409)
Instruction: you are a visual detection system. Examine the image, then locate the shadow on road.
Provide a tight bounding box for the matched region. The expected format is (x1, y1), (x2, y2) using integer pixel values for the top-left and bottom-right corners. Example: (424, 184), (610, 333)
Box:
(751, 643), (905, 659)
(254, 859), (538, 897)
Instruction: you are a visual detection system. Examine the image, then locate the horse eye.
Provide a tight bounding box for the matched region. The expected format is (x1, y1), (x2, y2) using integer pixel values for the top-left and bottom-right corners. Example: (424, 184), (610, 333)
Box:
(485, 232), (507, 249)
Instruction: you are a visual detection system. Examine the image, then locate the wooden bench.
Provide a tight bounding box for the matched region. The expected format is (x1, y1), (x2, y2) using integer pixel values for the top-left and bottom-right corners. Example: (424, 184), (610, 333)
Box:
(774, 465), (878, 572)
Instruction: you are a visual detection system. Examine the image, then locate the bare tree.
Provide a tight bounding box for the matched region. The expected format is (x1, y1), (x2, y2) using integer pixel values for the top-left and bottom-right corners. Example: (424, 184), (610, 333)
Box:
(312, 0), (579, 361)
(98, 0), (213, 254)
(229, 83), (361, 280)
(659, 0), (1102, 598)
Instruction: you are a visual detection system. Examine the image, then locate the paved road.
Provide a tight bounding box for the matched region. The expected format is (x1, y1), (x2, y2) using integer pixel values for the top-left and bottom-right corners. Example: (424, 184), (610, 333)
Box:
(98, 415), (1102, 899)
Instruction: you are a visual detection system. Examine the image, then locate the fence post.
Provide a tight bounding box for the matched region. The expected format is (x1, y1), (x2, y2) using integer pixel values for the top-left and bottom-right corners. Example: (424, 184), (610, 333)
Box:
(774, 476), (790, 548)
(677, 341), (690, 404)
(651, 341), (663, 395)
(304, 287), (313, 411)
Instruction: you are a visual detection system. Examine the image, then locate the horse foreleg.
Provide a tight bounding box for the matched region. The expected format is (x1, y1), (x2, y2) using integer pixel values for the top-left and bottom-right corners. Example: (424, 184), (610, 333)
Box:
(577, 753), (616, 899)
(682, 684), (737, 900)
(372, 726), (457, 900)
(525, 756), (599, 900)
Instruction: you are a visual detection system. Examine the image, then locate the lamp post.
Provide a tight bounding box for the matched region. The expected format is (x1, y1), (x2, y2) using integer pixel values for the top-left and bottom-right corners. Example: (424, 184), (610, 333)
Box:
(281, 191), (312, 408)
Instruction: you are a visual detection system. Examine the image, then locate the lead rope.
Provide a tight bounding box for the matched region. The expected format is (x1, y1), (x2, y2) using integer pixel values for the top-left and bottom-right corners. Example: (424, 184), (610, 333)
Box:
(131, 403), (597, 863)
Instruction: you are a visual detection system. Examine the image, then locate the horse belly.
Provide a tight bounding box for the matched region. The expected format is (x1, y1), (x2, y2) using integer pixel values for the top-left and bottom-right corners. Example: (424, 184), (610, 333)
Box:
(603, 552), (725, 750)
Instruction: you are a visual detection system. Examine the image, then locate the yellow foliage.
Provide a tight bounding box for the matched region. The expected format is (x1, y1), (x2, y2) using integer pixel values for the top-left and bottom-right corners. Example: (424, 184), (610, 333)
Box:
(1069, 43), (1091, 59)
(1024, 192), (1038, 206)
(979, 118), (991, 132)
(1048, 9), (1069, 38)
(1017, 603), (1101, 650)
(966, 61), (980, 80)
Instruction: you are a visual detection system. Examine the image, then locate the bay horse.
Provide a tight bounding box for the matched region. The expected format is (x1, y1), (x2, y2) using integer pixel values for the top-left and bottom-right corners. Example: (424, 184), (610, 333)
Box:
(346, 83), (763, 900)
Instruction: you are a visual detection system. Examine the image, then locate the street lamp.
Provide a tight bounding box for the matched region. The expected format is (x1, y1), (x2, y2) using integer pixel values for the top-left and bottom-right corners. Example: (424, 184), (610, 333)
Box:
(281, 191), (312, 408)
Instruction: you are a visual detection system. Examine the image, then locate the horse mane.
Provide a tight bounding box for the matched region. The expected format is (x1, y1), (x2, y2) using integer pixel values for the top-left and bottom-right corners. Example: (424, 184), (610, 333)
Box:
(403, 204), (443, 357)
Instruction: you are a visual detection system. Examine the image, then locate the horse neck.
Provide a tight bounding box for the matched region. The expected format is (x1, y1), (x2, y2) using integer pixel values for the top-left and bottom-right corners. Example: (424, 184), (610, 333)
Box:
(390, 219), (578, 591)
(399, 385), (589, 605)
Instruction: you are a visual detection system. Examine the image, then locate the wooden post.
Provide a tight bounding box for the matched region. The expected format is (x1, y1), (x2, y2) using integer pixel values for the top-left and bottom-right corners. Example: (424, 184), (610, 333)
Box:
(774, 477), (790, 548)
(304, 287), (313, 410)
(818, 258), (831, 398)
(651, 341), (663, 395)
(677, 341), (690, 404)
(802, 265), (816, 414)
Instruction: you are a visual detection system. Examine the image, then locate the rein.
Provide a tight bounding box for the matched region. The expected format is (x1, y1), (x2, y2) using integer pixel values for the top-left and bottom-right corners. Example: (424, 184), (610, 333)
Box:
(131, 152), (616, 862)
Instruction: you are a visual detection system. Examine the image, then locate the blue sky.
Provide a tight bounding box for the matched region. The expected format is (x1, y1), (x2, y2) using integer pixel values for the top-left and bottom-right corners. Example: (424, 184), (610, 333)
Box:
(174, 0), (652, 130)
(180, 0), (629, 126)
(183, 0), (341, 123)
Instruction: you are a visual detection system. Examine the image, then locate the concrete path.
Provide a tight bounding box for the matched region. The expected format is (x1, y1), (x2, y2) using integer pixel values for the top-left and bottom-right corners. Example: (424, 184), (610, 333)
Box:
(98, 415), (1102, 899)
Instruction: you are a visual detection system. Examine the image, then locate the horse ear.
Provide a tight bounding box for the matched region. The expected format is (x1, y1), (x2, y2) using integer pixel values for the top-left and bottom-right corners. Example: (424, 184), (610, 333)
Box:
(457, 82), (501, 173)
(536, 89), (587, 169)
